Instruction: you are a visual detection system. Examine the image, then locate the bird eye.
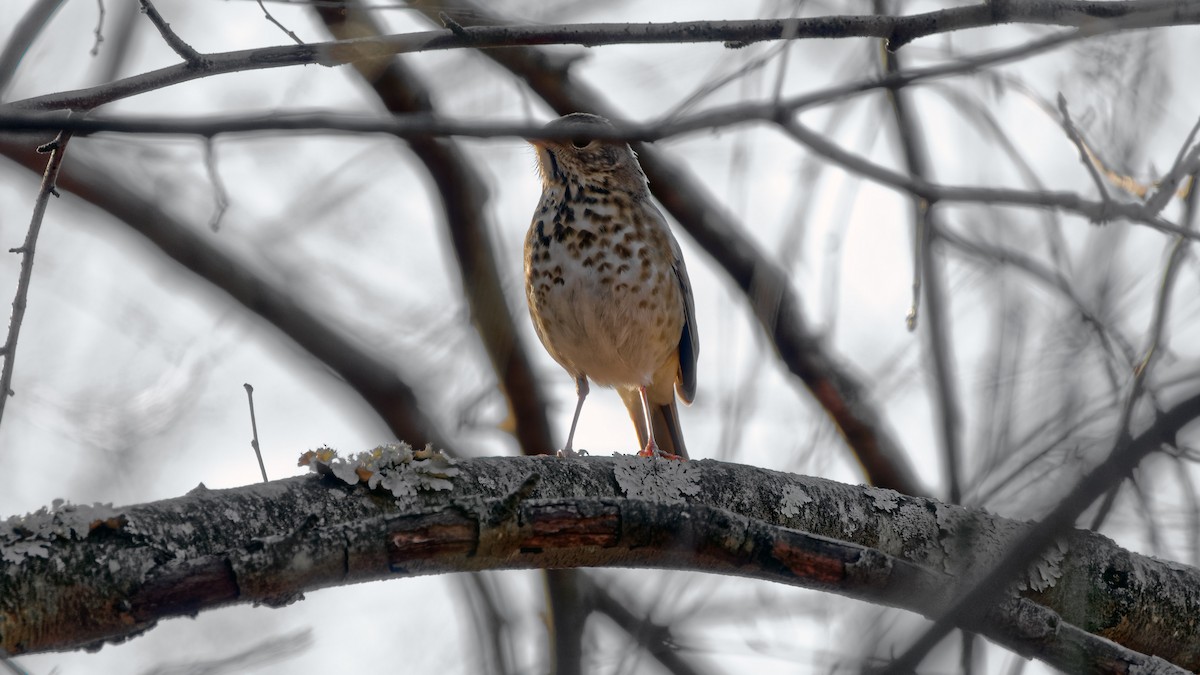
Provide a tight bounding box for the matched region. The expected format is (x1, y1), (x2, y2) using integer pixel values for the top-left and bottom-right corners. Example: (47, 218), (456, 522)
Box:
(571, 138), (592, 149)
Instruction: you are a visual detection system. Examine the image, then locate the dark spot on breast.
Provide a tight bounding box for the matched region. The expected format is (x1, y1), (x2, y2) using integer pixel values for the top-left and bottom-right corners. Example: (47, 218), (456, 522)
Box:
(614, 243), (632, 260)
(553, 222), (575, 243)
(578, 230), (596, 250)
(597, 261), (612, 273)
(617, 263), (630, 275)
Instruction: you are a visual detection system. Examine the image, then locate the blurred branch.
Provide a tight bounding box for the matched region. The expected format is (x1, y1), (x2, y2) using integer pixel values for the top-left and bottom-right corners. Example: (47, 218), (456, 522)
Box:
(7, 1), (1200, 113)
(310, 5), (571, 672)
(311, 2), (553, 457)
(881, 384), (1200, 673)
(3, 452), (1199, 674)
(939, 230), (1130, 367)
(456, 573), (514, 675)
(1056, 94), (1111, 203)
(0, 0), (67, 98)
(877, 43), (963, 503)
(0, 135), (451, 450)
(89, 0), (104, 57)
(136, 628), (312, 675)
(584, 574), (713, 675)
(0, 131), (70, 430)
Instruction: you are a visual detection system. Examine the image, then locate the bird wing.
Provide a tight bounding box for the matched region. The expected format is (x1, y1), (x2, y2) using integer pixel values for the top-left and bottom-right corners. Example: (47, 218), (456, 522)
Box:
(666, 223), (699, 404)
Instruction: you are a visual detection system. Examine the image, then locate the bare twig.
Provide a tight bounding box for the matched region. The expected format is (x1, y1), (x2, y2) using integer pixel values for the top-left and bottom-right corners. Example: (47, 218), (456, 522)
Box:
(244, 383), (268, 483)
(0, 130), (71, 430)
(1056, 93), (1110, 204)
(137, 0), (204, 64)
(91, 0), (106, 57)
(204, 137), (229, 231)
(255, 0), (305, 45)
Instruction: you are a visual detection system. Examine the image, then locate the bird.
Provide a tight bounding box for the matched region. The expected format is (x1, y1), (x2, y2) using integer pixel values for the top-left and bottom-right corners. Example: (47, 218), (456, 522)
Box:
(524, 112), (698, 459)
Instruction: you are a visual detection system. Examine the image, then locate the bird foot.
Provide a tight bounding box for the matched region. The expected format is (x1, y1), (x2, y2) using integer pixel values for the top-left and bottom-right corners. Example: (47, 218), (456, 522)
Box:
(556, 448), (589, 458)
(637, 441), (683, 461)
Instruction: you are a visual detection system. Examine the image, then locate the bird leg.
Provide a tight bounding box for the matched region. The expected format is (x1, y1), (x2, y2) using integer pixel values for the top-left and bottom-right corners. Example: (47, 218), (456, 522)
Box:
(635, 385), (682, 460)
(557, 376), (589, 458)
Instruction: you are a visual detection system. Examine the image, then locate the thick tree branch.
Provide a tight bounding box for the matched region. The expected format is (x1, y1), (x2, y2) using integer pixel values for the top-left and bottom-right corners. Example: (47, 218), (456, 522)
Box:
(1, 453), (1197, 674)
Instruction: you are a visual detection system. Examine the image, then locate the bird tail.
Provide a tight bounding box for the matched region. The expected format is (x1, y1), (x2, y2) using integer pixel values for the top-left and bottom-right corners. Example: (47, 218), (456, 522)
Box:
(623, 392), (688, 460)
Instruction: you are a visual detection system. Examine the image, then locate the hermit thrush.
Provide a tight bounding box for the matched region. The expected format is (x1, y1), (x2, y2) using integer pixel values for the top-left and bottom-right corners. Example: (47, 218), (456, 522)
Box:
(524, 113), (698, 459)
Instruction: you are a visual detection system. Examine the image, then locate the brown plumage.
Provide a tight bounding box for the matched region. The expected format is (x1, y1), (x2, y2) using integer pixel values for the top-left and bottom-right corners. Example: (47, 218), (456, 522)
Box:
(524, 113), (698, 459)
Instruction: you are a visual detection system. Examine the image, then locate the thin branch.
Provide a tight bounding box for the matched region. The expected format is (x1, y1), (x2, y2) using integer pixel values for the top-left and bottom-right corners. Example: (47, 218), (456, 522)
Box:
(1056, 93), (1110, 203)
(255, 0), (305, 45)
(3, 110), (1193, 242)
(244, 383), (268, 483)
(0, 130), (71, 430)
(777, 114), (1198, 239)
(203, 137), (229, 231)
(6, 2), (1199, 113)
(90, 0), (106, 57)
(311, 2), (554, 458)
(877, 39), (963, 505)
(137, 0), (204, 65)
(1143, 115), (1200, 215)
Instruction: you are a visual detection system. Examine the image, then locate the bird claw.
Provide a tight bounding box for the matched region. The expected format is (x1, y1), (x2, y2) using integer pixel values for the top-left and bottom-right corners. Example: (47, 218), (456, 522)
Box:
(556, 448), (589, 458)
(636, 442), (683, 461)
